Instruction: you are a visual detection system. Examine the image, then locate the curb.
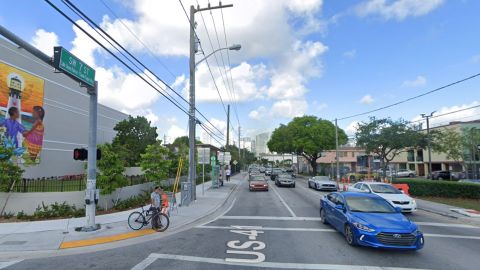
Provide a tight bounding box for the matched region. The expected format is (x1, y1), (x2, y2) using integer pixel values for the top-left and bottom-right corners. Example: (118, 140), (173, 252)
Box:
(417, 206), (459, 219)
(57, 177), (241, 250)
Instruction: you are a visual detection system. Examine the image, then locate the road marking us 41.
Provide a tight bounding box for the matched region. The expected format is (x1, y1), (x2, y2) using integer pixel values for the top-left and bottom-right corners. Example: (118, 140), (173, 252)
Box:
(225, 225), (266, 263)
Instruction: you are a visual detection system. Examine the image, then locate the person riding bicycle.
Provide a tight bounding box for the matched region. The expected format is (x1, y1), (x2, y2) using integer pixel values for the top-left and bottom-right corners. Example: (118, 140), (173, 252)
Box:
(150, 186), (163, 231)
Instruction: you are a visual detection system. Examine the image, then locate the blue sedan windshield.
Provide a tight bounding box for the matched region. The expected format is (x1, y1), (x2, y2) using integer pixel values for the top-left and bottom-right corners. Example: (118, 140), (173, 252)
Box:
(346, 197), (396, 213)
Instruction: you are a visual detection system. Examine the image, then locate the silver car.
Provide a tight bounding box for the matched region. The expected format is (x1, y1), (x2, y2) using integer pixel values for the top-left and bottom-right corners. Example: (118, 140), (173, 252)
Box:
(308, 176), (338, 191)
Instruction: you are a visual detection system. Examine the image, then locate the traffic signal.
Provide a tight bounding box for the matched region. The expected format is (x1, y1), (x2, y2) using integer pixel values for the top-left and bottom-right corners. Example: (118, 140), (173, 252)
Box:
(73, 148), (101, 161)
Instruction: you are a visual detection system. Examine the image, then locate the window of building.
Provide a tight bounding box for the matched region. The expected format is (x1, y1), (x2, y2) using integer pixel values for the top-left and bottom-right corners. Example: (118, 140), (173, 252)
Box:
(399, 163), (407, 170)
(407, 150), (415, 162)
(409, 164), (415, 171)
(351, 152), (355, 157)
(416, 150), (423, 162)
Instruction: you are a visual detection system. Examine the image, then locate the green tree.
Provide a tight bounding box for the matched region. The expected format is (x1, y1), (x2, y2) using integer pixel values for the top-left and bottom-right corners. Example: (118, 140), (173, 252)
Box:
(96, 143), (128, 195)
(268, 116), (347, 175)
(356, 117), (428, 176)
(432, 128), (464, 162)
(140, 141), (172, 183)
(0, 141), (24, 192)
(113, 116), (158, 166)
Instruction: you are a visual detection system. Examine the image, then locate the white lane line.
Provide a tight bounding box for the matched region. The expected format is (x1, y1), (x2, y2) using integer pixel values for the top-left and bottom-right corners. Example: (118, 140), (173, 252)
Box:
(130, 254), (158, 270)
(270, 184), (297, 217)
(142, 253), (430, 270)
(415, 222), (478, 229)
(424, 233), (480, 240)
(0, 260), (23, 270)
(219, 216), (479, 229)
(219, 216), (321, 221)
(198, 225), (480, 241)
(198, 225), (335, 232)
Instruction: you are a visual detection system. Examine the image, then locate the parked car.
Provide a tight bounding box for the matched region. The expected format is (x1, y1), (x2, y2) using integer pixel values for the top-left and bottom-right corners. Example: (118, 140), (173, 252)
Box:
(431, 171), (451, 180)
(270, 168), (283, 181)
(275, 174), (295, 187)
(319, 192), (424, 250)
(265, 169), (272, 176)
(395, 169), (416, 178)
(249, 176), (269, 191)
(308, 176), (338, 191)
(348, 182), (416, 213)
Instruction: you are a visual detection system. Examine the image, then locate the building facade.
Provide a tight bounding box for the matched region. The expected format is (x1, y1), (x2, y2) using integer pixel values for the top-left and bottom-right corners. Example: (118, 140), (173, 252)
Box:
(255, 132), (270, 157)
(316, 147), (367, 176)
(0, 37), (127, 178)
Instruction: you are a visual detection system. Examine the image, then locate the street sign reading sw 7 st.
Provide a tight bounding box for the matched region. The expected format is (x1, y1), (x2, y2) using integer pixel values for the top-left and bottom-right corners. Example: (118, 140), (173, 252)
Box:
(53, 46), (95, 87)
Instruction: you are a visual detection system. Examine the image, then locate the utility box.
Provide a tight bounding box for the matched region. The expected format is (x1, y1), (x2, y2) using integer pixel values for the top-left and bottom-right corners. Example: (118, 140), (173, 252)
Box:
(180, 181), (192, 206)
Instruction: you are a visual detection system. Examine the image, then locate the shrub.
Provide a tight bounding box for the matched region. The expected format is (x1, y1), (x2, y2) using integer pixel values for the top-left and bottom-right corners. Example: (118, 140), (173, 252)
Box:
(393, 179), (480, 199)
(113, 190), (151, 211)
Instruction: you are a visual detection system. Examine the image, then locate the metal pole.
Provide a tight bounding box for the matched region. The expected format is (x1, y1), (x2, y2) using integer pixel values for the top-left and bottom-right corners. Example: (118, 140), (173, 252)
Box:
(335, 119), (340, 187)
(85, 81), (98, 230)
(187, 5), (196, 205)
(202, 163), (205, 196)
(226, 105), (230, 147)
(426, 116), (432, 179)
(239, 126), (241, 173)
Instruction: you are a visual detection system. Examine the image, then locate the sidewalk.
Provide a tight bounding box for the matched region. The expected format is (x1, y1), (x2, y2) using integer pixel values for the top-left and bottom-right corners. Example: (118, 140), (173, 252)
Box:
(0, 175), (242, 252)
(416, 198), (480, 224)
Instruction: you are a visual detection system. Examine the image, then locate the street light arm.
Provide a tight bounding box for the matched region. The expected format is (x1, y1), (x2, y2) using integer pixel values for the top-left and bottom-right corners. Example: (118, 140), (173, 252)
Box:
(195, 44), (241, 67)
(195, 47), (228, 67)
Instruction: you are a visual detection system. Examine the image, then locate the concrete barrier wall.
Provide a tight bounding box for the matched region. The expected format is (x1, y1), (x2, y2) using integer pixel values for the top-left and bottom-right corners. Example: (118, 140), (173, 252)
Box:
(0, 182), (155, 215)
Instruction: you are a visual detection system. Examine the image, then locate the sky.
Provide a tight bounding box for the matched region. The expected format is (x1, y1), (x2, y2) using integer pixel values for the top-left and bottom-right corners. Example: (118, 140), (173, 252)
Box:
(1, 0), (479, 146)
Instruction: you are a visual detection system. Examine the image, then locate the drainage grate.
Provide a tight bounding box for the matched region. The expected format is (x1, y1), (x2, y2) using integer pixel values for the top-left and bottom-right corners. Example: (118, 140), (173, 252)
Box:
(1, 241), (27, 245)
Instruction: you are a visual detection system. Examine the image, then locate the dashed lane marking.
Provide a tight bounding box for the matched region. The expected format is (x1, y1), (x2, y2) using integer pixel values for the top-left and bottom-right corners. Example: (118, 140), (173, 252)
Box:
(0, 260), (23, 269)
(270, 184), (297, 217)
(130, 253), (431, 270)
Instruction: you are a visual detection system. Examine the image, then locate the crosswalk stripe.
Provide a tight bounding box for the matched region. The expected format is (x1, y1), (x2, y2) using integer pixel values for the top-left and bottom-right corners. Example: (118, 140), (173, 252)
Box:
(0, 260), (23, 269)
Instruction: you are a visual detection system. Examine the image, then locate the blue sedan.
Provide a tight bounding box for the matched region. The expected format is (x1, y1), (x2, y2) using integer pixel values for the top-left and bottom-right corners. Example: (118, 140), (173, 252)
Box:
(320, 192), (424, 250)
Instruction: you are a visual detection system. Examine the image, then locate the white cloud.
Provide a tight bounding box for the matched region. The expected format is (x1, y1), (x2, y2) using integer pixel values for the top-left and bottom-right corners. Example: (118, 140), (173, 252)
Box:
(270, 100), (308, 118)
(249, 106), (267, 120)
(345, 121), (360, 135)
(410, 101), (480, 127)
(356, 0), (444, 21)
(402, 75), (427, 88)
(359, 94), (375, 104)
(167, 125), (187, 142)
(200, 118), (228, 146)
(312, 101), (328, 112)
(343, 49), (356, 59)
(31, 29), (59, 56)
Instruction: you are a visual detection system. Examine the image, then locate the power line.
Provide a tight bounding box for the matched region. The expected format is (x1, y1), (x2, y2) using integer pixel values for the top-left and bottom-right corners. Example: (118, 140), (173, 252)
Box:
(99, 0), (177, 80)
(45, 0), (223, 142)
(62, 0), (225, 139)
(337, 72), (480, 121)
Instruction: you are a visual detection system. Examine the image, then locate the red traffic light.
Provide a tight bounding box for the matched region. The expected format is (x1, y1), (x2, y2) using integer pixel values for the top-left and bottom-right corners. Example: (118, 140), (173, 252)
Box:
(73, 148), (101, 161)
(73, 148), (88, 161)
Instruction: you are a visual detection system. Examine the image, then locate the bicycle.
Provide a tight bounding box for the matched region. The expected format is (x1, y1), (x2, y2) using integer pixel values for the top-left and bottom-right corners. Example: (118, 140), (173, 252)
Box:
(127, 205), (170, 232)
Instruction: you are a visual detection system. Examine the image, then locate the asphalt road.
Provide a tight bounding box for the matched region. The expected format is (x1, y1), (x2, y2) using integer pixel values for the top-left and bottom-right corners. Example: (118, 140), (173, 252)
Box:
(6, 174), (480, 270)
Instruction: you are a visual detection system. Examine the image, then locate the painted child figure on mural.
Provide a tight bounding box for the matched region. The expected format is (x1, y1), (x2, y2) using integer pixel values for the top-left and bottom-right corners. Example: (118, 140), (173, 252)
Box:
(24, 106), (45, 162)
(0, 107), (26, 148)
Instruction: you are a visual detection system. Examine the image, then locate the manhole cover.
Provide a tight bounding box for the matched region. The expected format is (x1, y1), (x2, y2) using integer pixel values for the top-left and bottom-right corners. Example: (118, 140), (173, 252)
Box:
(1, 241), (27, 245)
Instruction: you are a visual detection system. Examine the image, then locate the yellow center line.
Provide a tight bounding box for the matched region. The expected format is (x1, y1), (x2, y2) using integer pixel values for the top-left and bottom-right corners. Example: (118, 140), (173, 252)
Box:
(60, 229), (156, 249)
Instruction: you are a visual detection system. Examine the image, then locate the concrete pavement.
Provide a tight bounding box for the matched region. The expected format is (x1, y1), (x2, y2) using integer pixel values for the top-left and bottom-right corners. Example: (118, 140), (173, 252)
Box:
(3, 173), (480, 270)
(0, 177), (239, 254)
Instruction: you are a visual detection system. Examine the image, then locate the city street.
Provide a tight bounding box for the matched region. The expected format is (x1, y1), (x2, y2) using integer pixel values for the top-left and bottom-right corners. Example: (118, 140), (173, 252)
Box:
(5, 174), (480, 270)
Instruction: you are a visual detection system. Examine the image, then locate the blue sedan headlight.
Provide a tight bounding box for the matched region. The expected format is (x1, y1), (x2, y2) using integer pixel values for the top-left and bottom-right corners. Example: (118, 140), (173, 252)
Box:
(352, 222), (375, 232)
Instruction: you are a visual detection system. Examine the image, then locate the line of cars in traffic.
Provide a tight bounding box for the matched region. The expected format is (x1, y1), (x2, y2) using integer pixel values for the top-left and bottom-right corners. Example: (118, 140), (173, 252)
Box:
(248, 166), (297, 191)
(305, 174), (423, 250)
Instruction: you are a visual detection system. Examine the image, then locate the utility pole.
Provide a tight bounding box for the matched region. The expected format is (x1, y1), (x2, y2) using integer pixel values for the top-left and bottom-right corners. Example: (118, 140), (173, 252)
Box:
(335, 119), (340, 188)
(187, 2), (233, 205)
(226, 104), (230, 147)
(238, 126), (241, 172)
(421, 112), (435, 179)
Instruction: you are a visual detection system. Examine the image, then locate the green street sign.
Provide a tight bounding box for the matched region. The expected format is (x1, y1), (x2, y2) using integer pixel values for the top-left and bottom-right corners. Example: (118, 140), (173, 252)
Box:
(53, 46), (95, 87)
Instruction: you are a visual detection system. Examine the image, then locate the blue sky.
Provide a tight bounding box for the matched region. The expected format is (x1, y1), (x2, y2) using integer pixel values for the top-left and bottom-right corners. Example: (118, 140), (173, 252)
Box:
(1, 0), (479, 145)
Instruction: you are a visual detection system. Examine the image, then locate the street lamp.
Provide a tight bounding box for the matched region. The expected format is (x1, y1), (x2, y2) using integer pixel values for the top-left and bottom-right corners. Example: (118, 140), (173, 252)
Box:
(421, 111), (435, 179)
(187, 37), (241, 204)
(195, 44), (241, 67)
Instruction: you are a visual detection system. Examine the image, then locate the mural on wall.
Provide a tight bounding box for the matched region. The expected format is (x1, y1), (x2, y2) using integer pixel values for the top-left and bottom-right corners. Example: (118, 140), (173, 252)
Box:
(0, 61), (45, 164)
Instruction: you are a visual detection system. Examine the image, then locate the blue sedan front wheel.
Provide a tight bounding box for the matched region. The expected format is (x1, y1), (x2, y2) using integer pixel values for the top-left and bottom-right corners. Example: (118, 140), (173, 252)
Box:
(320, 208), (328, 224)
(344, 224), (357, 246)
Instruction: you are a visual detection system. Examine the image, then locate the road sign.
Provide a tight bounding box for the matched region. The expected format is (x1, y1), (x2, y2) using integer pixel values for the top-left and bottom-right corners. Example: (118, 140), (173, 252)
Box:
(233, 160), (238, 165)
(217, 151), (231, 164)
(53, 46), (95, 87)
(197, 148), (210, 164)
